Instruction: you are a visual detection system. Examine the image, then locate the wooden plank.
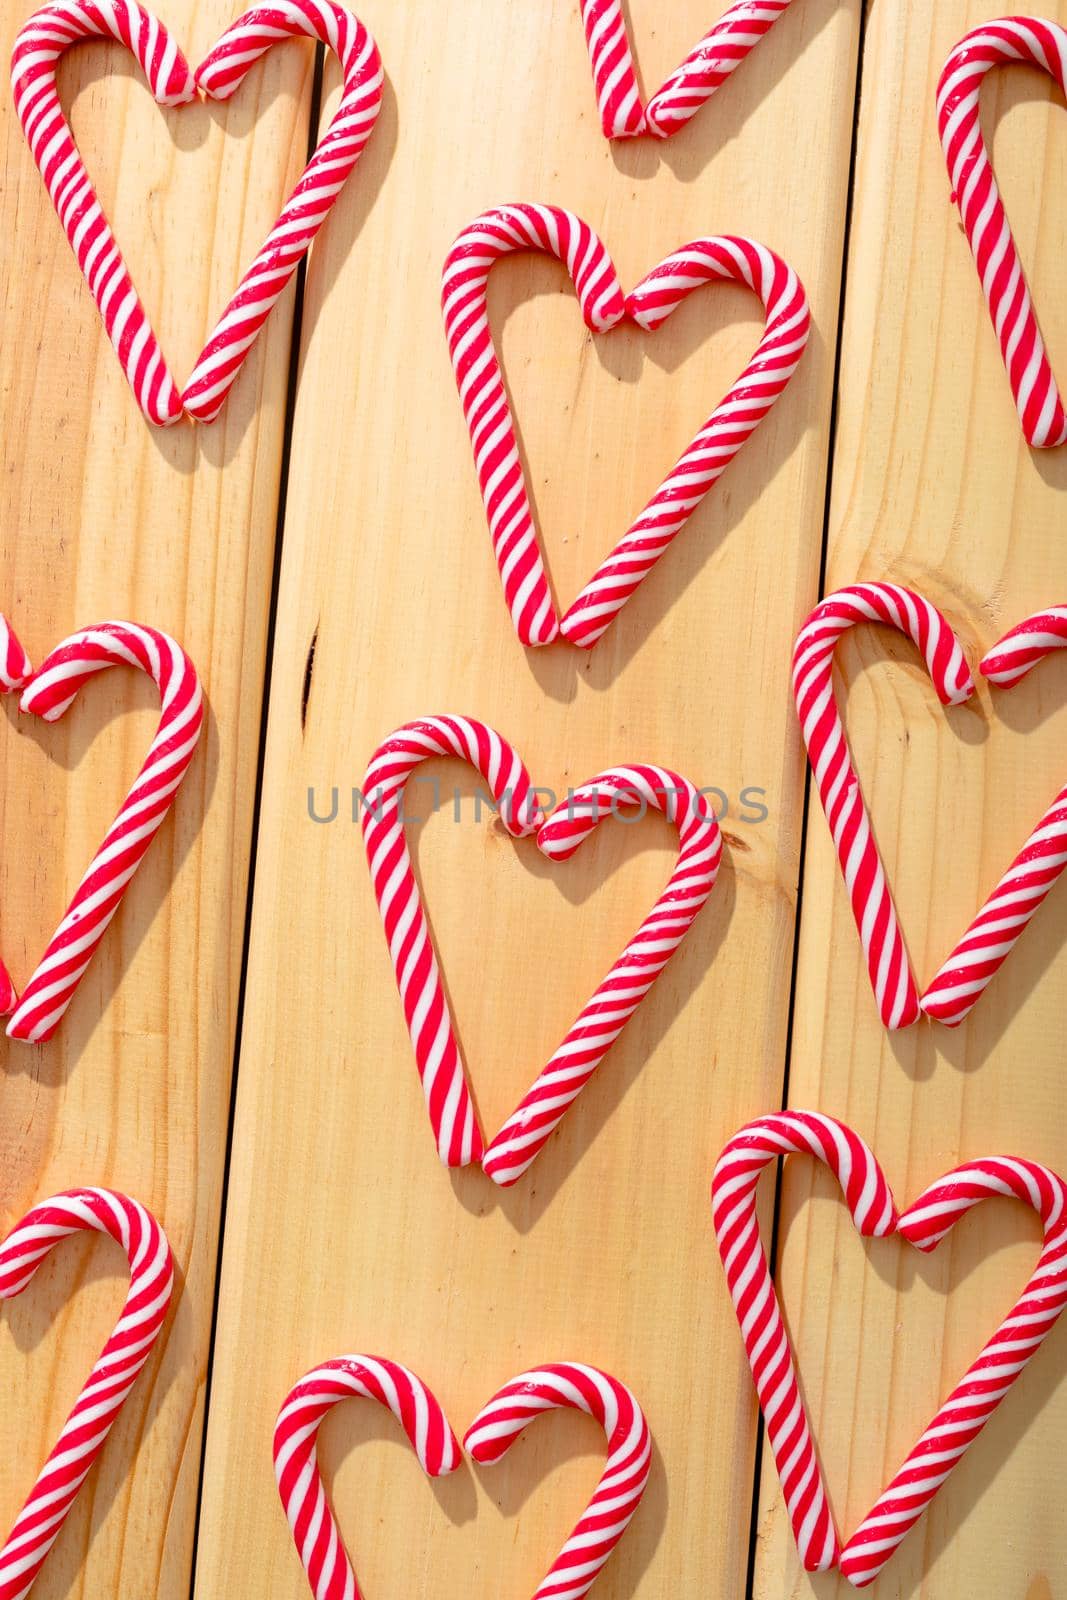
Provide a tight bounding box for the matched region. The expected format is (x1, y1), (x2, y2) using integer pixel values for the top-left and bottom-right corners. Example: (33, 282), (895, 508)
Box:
(754, 4), (1067, 1596)
(195, 2), (862, 1595)
(0, 3), (311, 1593)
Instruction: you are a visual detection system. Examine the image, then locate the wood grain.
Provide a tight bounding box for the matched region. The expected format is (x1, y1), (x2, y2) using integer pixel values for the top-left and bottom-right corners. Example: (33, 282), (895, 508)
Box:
(194, 2), (862, 1596)
(0, 1), (312, 1592)
(754, 4), (1067, 1598)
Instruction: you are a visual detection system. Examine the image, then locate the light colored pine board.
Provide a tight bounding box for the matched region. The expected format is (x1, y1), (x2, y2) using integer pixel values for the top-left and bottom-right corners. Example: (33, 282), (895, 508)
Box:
(0, 3), (312, 1592)
(195, 2), (862, 1595)
(754, 5), (1067, 1598)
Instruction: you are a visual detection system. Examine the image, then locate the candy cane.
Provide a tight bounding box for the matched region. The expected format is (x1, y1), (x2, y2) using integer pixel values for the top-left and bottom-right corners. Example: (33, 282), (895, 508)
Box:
(713, 1113), (1067, 1585)
(568, 235), (809, 648)
(363, 724), (721, 1183)
(840, 1156), (1067, 1585)
(443, 209), (809, 649)
(937, 18), (1067, 448)
(0, 620), (203, 1043)
(0, 1189), (173, 1600)
(11, 0), (383, 427)
(10, 0), (196, 425)
(922, 607), (1067, 1025)
(184, 0), (383, 421)
(481, 767), (722, 1187)
(465, 1362), (651, 1600)
(361, 717), (544, 1167)
(579, 0), (796, 141)
(441, 206), (624, 648)
(792, 584), (974, 1029)
(274, 1356), (460, 1600)
(712, 1112), (895, 1572)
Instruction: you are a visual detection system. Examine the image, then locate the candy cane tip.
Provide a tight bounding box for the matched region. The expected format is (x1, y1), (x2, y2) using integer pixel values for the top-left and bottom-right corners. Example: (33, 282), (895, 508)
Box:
(181, 391), (224, 423)
(0, 963), (16, 1016)
(640, 108), (671, 140)
(0, 617), (32, 689)
(148, 394), (186, 427)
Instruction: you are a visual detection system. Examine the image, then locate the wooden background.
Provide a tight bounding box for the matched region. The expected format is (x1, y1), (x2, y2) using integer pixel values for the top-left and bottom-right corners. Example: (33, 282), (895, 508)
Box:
(0, 1), (1063, 1596)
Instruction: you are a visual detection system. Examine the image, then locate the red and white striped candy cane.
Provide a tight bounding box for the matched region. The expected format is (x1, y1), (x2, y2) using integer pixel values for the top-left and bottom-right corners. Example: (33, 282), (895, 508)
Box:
(443, 210), (809, 650)
(0, 1189), (173, 1600)
(579, 0), (796, 141)
(567, 236), (809, 648)
(481, 767), (722, 1187)
(840, 1155), (1067, 1586)
(441, 206), (625, 648)
(11, 0), (383, 427)
(361, 717), (544, 1168)
(938, 18), (1067, 448)
(0, 619), (203, 1043)
(274, 1356), (459, 1600)
(10, 0), (196, 426)
(922, 606), (1067, 1025)
(793, 584), (974, 1029)
(465, 1362), (651, 1600)
(712, 1112), (896, 1573)
(184, 0), (383, 421)
(577, 0), (645, 137)
(714, 1114), (1067, 1585)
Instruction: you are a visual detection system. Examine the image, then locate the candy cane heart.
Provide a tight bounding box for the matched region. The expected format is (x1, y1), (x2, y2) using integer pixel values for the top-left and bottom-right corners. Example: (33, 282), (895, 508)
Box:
(362, 721), (721, 1184)
(442, 207), (809, 650)
(792, 583), (974, 1029)
(0, 1189), (174, 1600)
(922, 607), (1067, 1025)
(465, 1362), (651, 1600)
(578, 0), (796, 141)
(481, 766), (722, 1187)
(713, 1112), (1067, 1586)
(938, 18), (1067, 448)
(11, 0), (384, 426)
(0, 619), (203, 1043)
(274, 1357), (460, 1600)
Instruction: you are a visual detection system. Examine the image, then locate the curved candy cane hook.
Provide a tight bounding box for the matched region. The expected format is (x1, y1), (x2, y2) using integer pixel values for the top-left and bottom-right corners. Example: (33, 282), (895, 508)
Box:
(0, 1188), (174, 1600)
(274, 1356), (460, 1600)
(792, 583), (974, 1029)
(482, 767), (722, 1187)
(938, 17), (1067, 448)
(361, 717), (544, 1167)
(465, 1361), (651, 1600)
(922, 607), (1067, 1024)
(0, 619), (203, 1043)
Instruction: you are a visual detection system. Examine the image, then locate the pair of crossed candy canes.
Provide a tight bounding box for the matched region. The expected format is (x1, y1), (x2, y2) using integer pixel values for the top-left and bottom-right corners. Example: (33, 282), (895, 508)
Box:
(274, 1357), (650, 1600)
(794, 583), (1067, 1028)
(443, 206), (809, 649)
(0, 1188), (173, 1600)
(362, 716), (722, 1184)
(0, 617), (202, 1042)
(579, 0), (795, 140)
(11, 0), (383, 424)
(714, 1110), (1067, 1586)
